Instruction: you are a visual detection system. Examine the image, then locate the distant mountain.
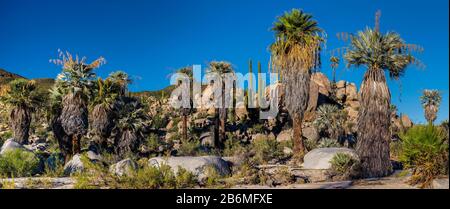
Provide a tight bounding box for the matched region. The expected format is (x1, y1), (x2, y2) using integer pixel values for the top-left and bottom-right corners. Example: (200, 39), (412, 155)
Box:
(0, 68), (26, 85)
(0, 68), (173, 97)
(0, 68), (54, 94)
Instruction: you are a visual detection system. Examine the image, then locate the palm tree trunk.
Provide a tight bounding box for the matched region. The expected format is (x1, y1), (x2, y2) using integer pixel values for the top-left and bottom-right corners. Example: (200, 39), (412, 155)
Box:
(356, 68), (392, 178)
(214, 107), (220, 148)
(182, 114), (188, 142)
(10, 106), (31, 145)
(72, 134), (81, 154)
(292, 114), (306, 161)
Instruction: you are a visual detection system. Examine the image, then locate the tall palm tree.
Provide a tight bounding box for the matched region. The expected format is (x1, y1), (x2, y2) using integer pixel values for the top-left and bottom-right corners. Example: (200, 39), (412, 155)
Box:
(0, 79), (43, 144)
(420, 89), (442, 124)
(113, 97), (149, 158)
(270, 9), (323, 161)
(48, 81), (72, 161)
(90, 71), (130, 150)
(330, 56), (340, 100)
(208, 61), (234, 148)
(345, 28), (417, 177)
(51, 51), (105, 155)
(175, 67), (193, 143)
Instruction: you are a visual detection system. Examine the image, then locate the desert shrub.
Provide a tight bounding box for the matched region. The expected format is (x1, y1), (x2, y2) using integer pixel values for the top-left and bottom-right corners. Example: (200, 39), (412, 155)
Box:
(250, 136), (283, 164)
(223, 137), (246, 157)
(151, 114), (168, 130)
(204, 165), (222, 188)
(178, 139), (201, 156)
(400, 125), (448, 188)
(175, 166), (197, 188)
(305, 138), (318, 151)
(0, 149), (41, 177)
(74, 155), (197, 189)
(317, 138), (341, 148)
(0, 131), (13, 147)
(330, 153), (359, 178)
(252, 124), (265, 133)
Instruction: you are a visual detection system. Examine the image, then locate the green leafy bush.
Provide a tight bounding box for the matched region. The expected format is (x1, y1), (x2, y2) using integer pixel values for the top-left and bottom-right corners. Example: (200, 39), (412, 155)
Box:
(317, 138), (341, 148)
(400, 125), (448, 188)
(74, 156), (198, 189)
(250, 136), (283, 164)
(0, 149), (41, 177)
(330, 153), (359, 177)
(178, 139), (201, 156)
(223, 137), (246, 157)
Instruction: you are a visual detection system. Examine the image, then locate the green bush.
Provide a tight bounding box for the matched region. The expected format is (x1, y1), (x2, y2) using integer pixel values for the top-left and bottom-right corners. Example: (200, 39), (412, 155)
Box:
(223, 137), (246, 157)
(178, 139), (201, 156)
(250, 136), (283, 164)
(0, 149), (41, 177)
(400, 125), (448, 188)
(74, 156), (198, 189)
(175, 166), (197, 188)
(0, 131), (13, 147)
(329, 153), (359, 178)
(317, 138), (341, 148)
(145, 133), (161, 153)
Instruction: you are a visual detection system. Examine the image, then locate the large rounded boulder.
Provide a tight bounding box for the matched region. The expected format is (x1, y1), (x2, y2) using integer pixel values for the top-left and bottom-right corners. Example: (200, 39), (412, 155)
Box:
(148, 156), (230, 180)
(302, 148), (357, 170)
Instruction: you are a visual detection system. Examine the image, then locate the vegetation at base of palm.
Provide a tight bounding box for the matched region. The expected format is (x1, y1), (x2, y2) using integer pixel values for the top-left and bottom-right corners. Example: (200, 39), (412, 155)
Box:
(0, 79), (44, 144)
(270, 9), (324, 162)
(345, 26), (420, 178)
(250, 135), (285, 165)
(314, 104), (347, 141)
(329, 153), (360, 180)
(399, 125), (448, 188)
(0, 131), (13, 147)
(74, 155), (198, 189)
(420, 90), (442, 125)
(0, 149), (41, 178)
(317, 138), (342, 148)
(223, 135), (247, 157)
(177, 138), (202, 156)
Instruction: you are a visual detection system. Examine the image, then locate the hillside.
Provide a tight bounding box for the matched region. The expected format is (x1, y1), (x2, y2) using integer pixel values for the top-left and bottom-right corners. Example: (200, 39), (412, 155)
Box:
(0, 68), (25, 85)
(0, 68), (176, 98)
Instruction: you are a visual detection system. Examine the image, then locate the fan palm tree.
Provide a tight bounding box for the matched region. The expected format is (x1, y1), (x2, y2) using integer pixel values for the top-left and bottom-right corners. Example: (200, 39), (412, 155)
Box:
(113, 97), (150, 158)
(270, 9), (323, 161)
(175, 67), (193, 142)
(51, 51), (105, 155)
(90, 71), (131, 150)
(330, 56), (340, 100)
(0, 79), (43, 144)
(207, 61), (234, 148)
(48, 81), (72, 161)
(420, 89), (442, 124)
(344, 28), (417, 177)
(313, 104), (347, 141)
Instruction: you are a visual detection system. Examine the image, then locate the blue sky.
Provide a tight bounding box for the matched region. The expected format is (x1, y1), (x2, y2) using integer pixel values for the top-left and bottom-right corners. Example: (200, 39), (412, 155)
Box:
(0, 0), (448, 123)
